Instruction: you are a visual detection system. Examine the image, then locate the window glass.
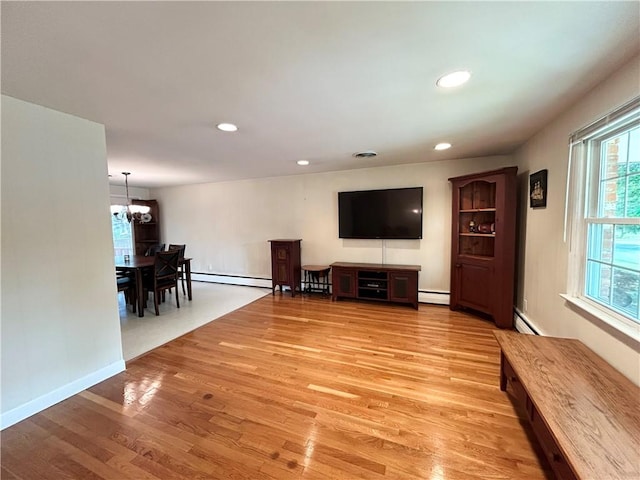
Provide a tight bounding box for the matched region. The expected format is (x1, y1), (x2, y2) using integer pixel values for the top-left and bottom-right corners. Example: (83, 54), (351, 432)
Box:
(112, 213), (133, 257)
(584, 120), (640, 323)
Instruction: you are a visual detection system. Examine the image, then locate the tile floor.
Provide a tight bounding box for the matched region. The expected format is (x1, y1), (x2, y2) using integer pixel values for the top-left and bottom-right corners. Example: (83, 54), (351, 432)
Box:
(118, 281), (270, 361)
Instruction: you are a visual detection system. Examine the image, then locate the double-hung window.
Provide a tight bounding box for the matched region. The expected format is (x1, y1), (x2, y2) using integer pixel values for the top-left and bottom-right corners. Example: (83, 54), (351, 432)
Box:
(565, 97), (640, 341)
(111, 208), (134, 257)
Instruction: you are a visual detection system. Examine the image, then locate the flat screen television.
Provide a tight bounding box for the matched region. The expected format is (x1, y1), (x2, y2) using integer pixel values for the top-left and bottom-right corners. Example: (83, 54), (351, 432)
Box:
(338, 187), (423, 239)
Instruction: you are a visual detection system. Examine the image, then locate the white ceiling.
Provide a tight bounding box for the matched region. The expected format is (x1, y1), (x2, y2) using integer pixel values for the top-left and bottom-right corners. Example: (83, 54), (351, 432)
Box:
(2, 2), (639, 188)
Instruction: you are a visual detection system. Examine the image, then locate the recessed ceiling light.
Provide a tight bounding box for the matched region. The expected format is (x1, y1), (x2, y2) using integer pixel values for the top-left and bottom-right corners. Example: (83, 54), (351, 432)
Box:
(216, 123), (238, 132)
(436, 70), (471, 88)
(434, 142), (452, 150)
(353, 150), (378, 158)
(297, 160), (310, 166)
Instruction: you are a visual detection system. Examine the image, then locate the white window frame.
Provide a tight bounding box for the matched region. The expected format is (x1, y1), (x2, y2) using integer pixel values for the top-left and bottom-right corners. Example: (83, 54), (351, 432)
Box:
(563, 97), (640, 343)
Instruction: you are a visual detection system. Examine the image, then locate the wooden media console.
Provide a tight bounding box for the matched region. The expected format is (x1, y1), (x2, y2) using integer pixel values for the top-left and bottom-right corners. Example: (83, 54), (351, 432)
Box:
(331, 262), (420, 309)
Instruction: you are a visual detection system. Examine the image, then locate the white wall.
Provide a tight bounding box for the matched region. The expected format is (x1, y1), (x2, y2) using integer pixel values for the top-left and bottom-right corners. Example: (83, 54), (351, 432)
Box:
(152, 155), (514, 297)
(1, 96), (125, 428)
(515, 54), (640, 385)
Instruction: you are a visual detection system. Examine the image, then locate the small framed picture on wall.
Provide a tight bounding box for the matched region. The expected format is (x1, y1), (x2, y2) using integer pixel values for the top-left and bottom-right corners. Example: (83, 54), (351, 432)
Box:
(529, 169), (548, 208)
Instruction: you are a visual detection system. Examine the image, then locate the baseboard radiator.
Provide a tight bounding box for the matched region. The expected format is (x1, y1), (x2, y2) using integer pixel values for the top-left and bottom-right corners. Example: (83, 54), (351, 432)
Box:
(191, 272), (450, 305)
(513, 308), (540, 335)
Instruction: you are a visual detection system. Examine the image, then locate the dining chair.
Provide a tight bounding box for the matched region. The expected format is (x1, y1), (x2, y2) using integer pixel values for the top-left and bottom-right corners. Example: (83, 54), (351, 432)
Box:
(168, 244), (186, 295)
(142, 249), (180, 316)
(116, 272), (137, 313)
(144, 243), (166, 256)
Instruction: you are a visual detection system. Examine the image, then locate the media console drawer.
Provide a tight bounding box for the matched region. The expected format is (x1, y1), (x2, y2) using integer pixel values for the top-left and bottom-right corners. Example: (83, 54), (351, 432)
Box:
(501, 356), (527, 406)
(529, 404), (577, 480)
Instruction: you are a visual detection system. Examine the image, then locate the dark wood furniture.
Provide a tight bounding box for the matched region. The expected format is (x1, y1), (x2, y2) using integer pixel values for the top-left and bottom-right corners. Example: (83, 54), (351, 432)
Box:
(302, 265), (331, 295)
(143, 250), (181, 316)
(168, 244), (187, 295)
(116, 273), (136, 313)
(268, 239), (302, 297)
(494, 330), (640, 480)
(448, 167), (517, 328)
(144, 243), (165, 256)
(331, 262), (420, 309)
(132, 199), (161, 256)
(115, 255), (193, 317)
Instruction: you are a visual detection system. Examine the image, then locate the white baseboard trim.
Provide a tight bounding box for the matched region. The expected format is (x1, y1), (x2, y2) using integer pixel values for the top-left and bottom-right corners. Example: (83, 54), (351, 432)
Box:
(513, 309), (541, 335)
(192, 273), (272, 289)
(419, 291), (450, 305)
(1, 359), (126, 430)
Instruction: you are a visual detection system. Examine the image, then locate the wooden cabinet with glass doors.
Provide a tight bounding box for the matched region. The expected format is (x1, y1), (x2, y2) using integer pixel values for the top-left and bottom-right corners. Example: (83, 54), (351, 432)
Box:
(449, 167), (518, 328)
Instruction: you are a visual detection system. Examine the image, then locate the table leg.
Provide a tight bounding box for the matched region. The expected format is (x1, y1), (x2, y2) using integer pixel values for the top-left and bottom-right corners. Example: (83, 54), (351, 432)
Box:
(185, 260), (192, 301)
(136, 267), (145, 317)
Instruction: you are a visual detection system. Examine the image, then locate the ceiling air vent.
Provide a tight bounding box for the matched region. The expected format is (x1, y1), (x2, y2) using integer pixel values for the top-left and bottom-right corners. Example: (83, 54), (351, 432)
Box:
(353, 150), (378, 158)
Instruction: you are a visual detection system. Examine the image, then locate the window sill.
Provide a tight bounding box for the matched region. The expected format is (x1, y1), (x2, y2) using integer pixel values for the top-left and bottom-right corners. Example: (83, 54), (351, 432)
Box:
(560, 294), (640, 345)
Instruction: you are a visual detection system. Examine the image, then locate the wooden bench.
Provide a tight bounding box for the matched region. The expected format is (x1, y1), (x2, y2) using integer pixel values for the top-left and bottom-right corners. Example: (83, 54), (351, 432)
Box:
(494, 330), (640, 480)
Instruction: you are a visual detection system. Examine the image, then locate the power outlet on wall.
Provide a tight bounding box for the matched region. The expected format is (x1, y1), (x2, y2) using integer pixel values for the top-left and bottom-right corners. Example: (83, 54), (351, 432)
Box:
(523, 299), (528, 313)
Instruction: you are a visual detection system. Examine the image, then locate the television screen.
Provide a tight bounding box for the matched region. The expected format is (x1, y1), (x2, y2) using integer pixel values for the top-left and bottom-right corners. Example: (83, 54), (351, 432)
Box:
(338, 187), (423, 239)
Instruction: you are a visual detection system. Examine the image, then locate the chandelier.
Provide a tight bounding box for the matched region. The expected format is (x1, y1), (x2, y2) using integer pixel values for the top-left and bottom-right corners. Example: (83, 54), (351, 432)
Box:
(110, 172), (151, 222)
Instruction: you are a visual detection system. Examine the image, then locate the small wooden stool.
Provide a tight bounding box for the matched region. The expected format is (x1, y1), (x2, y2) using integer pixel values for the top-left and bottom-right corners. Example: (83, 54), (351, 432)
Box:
(302, 265), (331, 295)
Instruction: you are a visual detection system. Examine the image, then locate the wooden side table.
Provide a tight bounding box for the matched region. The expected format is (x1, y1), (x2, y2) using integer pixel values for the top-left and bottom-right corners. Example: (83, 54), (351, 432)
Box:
(302, 265), (330, 295)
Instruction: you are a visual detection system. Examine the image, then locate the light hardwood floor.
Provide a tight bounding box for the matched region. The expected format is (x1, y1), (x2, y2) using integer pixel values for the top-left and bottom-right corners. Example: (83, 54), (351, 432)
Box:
(1, 294), (552, 479)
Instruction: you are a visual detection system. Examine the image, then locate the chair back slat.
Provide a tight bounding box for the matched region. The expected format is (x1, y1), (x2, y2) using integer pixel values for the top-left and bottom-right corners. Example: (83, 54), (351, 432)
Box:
(154, 250), (180, 280)
(168, 244), (186, 259)
(145, 243), (166, 256)
(142, 249), (180, 316)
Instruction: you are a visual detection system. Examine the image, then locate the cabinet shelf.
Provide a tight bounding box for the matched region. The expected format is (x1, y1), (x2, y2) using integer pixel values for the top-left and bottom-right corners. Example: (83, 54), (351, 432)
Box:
(359, 284), (387, 291)
(358, 278), (387, 284)
(358, 271), (387, 280)
(358, 290), (387, 300)
(459, 208), (497, 213)
(460, 233), (495, 237)
(459, 254), (495, 261)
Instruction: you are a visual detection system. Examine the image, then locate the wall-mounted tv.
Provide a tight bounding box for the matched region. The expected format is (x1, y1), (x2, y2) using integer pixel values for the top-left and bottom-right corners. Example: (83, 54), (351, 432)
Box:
(338, 187), (423, 239)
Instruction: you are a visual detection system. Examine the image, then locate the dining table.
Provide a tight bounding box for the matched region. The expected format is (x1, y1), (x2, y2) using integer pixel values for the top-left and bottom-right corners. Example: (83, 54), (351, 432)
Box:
(114, 255), (192, 317)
